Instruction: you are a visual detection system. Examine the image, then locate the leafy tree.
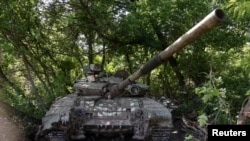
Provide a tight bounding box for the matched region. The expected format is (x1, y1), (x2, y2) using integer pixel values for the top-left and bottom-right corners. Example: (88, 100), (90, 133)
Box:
(0, 0), (249, 125)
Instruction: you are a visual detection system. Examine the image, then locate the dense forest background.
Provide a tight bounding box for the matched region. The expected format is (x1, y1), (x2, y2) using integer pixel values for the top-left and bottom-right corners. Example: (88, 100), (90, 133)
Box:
(0, 0), (249, 129)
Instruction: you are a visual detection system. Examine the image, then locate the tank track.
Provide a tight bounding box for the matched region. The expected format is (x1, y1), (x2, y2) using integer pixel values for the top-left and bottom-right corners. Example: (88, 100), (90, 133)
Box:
(150, 126), (173, 141)
(38, 129), (173, 141)
(38, 131), (128, 141)
(37, 130), (68, 141)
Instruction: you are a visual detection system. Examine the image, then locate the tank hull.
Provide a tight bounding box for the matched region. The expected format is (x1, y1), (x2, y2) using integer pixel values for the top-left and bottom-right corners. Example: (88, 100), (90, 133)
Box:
(36, 94), (173, 141)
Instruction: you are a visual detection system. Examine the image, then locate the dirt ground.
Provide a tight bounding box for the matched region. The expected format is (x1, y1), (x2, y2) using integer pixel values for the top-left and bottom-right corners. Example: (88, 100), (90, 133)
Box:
(0, 101), (30, 141)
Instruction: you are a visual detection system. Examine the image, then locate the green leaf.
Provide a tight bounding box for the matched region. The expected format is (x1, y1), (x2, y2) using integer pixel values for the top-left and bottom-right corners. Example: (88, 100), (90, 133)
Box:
(198, 113), (208, 127)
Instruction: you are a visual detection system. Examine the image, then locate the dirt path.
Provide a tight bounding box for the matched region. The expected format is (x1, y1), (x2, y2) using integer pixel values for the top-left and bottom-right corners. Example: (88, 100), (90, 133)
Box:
(0, 101), (30, 141)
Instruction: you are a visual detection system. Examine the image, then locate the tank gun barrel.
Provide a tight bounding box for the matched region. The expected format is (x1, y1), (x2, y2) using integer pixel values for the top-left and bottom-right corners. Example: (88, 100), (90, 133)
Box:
(110, 8), (226, 98)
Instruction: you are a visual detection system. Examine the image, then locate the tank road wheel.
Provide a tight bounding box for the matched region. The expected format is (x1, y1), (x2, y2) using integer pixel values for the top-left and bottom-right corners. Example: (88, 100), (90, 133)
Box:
(44, 137), (68, 141)
(39, 131), (68, 141)
(76, 135), (95, 141)
(39, 136), (67, 141)
(113, 135), (125, 141)
(86, 134), (126, 141)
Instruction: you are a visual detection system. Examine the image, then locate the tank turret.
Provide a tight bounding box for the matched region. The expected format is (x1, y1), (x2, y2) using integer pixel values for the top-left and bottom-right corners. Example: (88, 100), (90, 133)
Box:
(73, 64), (149, 97)
(35, 9), (225, 141)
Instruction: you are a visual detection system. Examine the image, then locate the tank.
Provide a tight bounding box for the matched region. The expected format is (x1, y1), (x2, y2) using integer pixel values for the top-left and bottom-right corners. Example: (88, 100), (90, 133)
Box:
(35, 9), (225, 141)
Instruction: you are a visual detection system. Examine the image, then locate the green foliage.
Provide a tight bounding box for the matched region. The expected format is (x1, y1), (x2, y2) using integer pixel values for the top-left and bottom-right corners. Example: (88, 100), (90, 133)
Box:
(197, 113), (208, 128)
(195, 76), (231, 124)
(225, 0), (250, 19)
(184, 134), (196, 141)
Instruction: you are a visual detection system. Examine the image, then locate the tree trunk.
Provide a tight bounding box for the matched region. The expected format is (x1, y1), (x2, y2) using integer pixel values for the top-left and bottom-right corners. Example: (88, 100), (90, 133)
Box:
(168, 56), (186, 92)
(237, 97), (250, 124)
(0, 66), (25, 97)
(22, 55), (47, 112)
(152, 21), (186, 94)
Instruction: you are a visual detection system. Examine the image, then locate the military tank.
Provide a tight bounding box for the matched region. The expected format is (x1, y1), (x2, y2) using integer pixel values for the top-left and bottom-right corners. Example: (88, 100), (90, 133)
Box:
(35, 9), (225, 141)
